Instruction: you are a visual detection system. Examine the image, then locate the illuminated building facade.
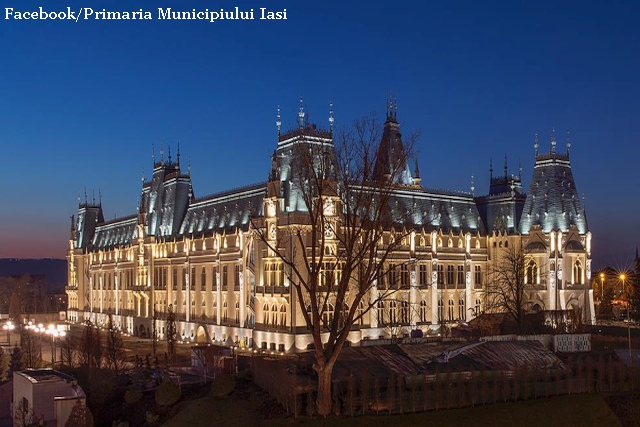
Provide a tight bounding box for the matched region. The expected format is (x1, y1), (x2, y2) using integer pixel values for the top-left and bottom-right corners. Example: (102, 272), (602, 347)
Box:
(66, 104), (594, 351)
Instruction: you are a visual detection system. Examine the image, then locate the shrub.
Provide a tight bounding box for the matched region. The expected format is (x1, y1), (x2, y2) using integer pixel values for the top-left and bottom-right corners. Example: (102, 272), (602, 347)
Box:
(209, 375), (235, 398)
(145, 411), (160, 425)
(155, 382), (181, 406)
(124, 389), (143, 404)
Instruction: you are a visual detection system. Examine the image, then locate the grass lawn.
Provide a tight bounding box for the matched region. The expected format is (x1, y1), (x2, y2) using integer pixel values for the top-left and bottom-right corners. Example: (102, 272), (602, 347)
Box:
(162, 389), (621, 427)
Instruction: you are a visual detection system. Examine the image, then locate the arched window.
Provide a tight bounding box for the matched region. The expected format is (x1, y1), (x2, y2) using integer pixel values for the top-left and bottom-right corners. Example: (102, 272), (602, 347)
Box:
(279, 305), (286, 327)
(389, 300), (397, 325)
(475, 298), (481, 315)
(438, 299), (444, 320)
(448, 299), (454, 321)
(526, 260), (538, 285)
(263, 303), (270, 326)
(420, 300), (428, 323)
(235, 301), (240, 323)
(574, 260), (583, 284)
(323, 303), (334, 327)
(357, 302), (364, 326)
(458, 298), (465, 320)
(377, 301), (386, 325)
(271, 304), (277, 326)
(400, 300), (409, 324)
(222, 300), (228, 322)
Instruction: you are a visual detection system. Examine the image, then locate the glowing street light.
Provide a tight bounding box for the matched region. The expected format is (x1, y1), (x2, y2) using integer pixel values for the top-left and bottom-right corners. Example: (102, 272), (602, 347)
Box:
(3, 321), (15, 346)
(620, 273), (632, 367)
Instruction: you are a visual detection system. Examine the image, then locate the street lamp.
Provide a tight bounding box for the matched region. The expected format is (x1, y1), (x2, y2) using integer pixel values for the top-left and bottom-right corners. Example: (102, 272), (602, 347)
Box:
(620, 273), (632, 367)
(600, 272), (605, 304)
(3, 321), (15, 346)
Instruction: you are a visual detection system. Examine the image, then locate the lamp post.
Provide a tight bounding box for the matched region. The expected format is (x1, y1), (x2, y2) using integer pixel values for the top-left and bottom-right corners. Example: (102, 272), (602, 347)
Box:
(600, 272), (605, 304)
(3, 321), (15, 346)
(621, 273), (632, 367)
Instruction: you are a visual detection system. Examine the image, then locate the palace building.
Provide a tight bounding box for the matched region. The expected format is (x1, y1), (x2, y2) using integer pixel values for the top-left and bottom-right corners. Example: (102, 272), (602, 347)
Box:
(66, 102), (595, 352)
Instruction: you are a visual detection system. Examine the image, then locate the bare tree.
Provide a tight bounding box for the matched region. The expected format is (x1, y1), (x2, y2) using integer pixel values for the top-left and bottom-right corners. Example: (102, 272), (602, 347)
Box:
(78, 320), (102, 369)
(60, 333), (76, 368)
(483, 246), (534, 333)
(21, 327), (42, 369)
(253, 113), (418, 415)
(13, 397), (34, 427)
(9, 290), (22, 321)
(105, 313), (126, 373)
(166, 304), (177, 363)
(152, 304), (158, 358)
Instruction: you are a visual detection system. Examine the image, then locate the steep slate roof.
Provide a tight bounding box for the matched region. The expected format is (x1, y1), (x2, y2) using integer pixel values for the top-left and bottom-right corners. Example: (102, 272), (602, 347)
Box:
(178, 183), (266, 237)
(519, 150), (587, 234)
(92, 215), (138, 249)
(389, 187), (485, 234)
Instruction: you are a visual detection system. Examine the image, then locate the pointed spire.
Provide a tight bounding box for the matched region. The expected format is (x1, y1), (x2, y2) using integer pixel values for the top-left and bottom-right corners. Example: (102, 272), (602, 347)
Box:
(328, 102), (334, 134)
(414, 158), (420, 178)
(518, 159), (522, 180)
(566, 129), (571, 156)
(550, 127), (556, 154)
(84, 187), (87, 205)
(534, 130), (539, 157)
(160, 141), (164, 162)
(394, 96), (398, 120)
(188, 156), (192, 175)
(298, 96), (305, 129)
(470, 174), (475, 196)
(152, 144), (155, 164)
(176, 142), (181, 165)
(78, 191), (81, 207)
(98, 189), (102, 206)
(276, 105), (281, 136)
(504, 154), (508, 178)
(387, 93), (393, 120)
(489, 157), (493, 180)
(168, 144), (172, 162)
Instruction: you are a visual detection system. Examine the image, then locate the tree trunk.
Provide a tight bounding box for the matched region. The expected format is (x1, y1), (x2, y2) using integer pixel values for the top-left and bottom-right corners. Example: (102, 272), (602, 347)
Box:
(316, 365), (334, 416)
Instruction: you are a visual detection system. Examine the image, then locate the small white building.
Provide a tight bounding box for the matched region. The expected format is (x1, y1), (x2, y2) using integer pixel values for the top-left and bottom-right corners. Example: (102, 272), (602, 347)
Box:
(12, 369), (86, 427)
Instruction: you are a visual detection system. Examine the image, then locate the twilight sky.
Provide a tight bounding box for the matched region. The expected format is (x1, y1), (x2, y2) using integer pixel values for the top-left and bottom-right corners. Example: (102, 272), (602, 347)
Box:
(0, 0), (638, 269)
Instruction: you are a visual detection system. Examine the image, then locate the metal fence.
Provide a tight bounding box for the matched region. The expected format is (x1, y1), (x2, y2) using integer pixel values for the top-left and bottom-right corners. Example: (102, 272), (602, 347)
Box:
(253, 354), (639, 417)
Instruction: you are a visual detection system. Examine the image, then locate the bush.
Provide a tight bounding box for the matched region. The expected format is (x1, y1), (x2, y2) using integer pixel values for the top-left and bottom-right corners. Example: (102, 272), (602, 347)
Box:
(145, 411), (160, 425)
(155, 382), (181, 406)
(209, 375), (235, 398)
(123, 389), (143, 404)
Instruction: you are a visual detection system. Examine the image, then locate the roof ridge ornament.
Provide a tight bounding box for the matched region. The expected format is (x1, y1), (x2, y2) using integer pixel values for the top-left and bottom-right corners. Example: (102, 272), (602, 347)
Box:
(489, 157), (493, 180)
(298, 96), (305, 129)
(152, 144), (155, 164)
(329, 102), (334, 134)
(160, 141), (164, 162)
(276, 105), (281, 136)
(504, 154), (508, 178)
(550, 127), (556, 154)
(176, 142), (181, 166)
(534, 130), (539, 157)
(566, 129), (571, 157)
(470, 174), (475, 196)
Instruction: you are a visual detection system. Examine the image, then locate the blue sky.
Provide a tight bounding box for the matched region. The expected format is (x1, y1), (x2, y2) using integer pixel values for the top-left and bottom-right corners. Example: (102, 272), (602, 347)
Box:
(0, 0), (638, 268)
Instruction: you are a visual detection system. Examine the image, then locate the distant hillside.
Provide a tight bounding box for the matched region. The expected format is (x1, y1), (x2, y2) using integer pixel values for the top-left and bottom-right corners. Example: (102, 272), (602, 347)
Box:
(0, 258), (67, 293)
